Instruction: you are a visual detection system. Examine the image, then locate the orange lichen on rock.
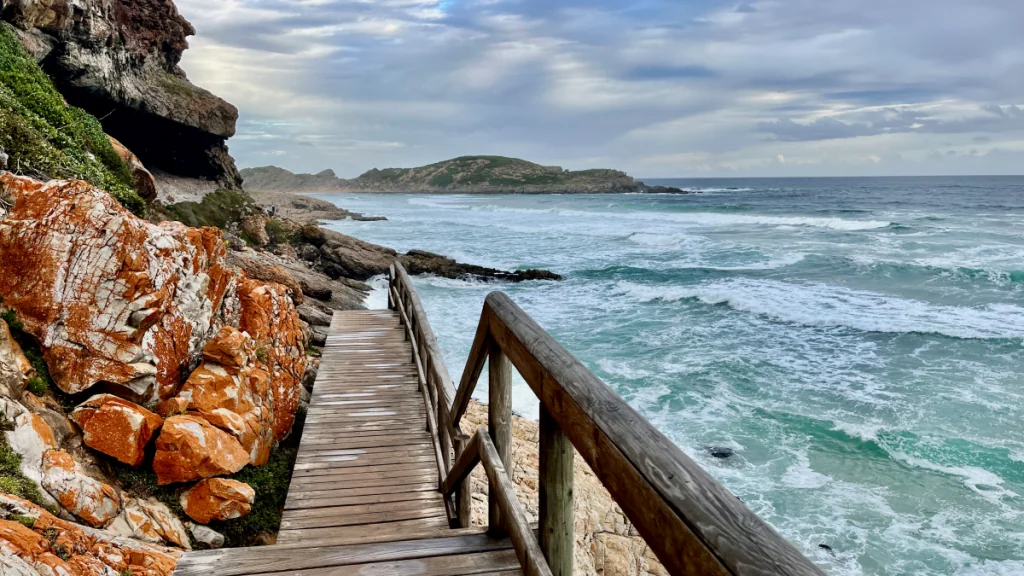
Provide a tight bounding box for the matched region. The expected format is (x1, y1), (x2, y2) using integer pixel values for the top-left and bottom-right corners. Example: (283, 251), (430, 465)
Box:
(0, 494), (180, 575)
(40, 450), (122, 527)
(238, 279), (306, 441)
(151, 415), (249, 485)
(180, 478), (255, 524)
(71, 394), (164, 466)
(0, 173), (238, 403)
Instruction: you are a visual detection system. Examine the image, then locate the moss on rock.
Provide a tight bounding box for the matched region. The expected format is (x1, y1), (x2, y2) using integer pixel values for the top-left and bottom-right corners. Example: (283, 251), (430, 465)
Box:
(0, 24), (144, 215)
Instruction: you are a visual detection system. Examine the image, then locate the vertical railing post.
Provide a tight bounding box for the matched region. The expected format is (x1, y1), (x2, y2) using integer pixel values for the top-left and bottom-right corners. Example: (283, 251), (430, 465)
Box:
(453, 433), (473, 528)
(488, 340), (512, 536)
(540, 406), (574, 576)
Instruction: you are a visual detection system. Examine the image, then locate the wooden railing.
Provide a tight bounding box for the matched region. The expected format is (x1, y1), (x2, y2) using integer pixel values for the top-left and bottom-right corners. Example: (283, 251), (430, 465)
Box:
(388, 263), (824, 576)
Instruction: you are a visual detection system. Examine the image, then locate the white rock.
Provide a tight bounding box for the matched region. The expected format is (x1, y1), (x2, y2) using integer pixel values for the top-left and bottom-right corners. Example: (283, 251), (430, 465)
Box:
(108, 497), (192, 551)
(187, 522), (226, 549)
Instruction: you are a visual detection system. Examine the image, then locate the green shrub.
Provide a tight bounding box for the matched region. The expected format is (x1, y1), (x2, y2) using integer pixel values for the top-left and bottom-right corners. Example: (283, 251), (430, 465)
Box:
(25, 376), (46, 396)
(158, 188), (258, 229)
(265, 219), (294, 245)
(0, 24), (144, 215)
(9, 514), (35, 528)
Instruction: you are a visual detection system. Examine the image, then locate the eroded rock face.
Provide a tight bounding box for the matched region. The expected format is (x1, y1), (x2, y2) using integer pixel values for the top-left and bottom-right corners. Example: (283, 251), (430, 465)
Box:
(0, 173), (238, 403)
(70, 395), (163, 467)
(238, 279), (306, 441)
(181, 478), (255, 524)
(151, 414), (249, 485)
(1, 0), (242, 190)
(40, 450), (122, 528)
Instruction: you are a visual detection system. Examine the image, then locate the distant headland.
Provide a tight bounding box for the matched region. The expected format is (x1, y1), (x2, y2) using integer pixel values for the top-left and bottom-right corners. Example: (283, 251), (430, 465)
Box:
(240, 156), (688, 194)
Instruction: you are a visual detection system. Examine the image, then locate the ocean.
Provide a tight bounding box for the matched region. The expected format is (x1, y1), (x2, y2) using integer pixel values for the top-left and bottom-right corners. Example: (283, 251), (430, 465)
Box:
(315, 176), (1024, 576)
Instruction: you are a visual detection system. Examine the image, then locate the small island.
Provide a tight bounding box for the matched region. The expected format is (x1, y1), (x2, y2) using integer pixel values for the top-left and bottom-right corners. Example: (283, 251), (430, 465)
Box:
(240, 156), (689, 194)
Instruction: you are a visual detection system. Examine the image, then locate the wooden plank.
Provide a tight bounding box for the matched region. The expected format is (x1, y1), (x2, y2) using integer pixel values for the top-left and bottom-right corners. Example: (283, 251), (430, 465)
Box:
(267, 550), (520, 576)
(293, 459), (436, 474)
(286, 469), (434, 485)
(282, 498), (445, 520)
(280, 507), (447, 530)
(286, 483), (439, 501)
(174, 533), (515, 576)
(286, 490), (442, 511)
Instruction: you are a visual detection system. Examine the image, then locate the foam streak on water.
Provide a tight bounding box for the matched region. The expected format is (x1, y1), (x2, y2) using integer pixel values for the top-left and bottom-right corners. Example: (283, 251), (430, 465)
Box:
(321, 176), (1024, 576)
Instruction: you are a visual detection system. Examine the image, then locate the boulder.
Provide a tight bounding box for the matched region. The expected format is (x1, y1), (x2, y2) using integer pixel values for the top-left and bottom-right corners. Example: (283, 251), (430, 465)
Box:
(0, 174), (238, 403)
(299, 279), (332, 302)
(180, 478), (255, 524)
(1, 0), (242, 190)
(238, 279), (306, 441)
(40, 450), (122, 527)
(240, 214), (270, 247)
(70, 394), (164, 467)
(0, 319), (32, 400)
(186, 522), (225, 549)
(0, 520), (77, 575)
(151, 415), (248, 485)
(108, 136), (158, 202)
(229, 255), (304, 305)
(108, 498), (191, 550)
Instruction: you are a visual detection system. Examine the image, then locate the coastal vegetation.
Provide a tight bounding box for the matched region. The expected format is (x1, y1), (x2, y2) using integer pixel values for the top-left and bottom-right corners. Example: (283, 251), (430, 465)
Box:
(0, 24), (144, 215)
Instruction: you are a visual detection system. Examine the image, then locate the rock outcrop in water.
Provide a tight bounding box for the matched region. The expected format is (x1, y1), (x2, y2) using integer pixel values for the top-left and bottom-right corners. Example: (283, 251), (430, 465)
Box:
(1, 0), (243, 196)
(240, 157), (688, 195)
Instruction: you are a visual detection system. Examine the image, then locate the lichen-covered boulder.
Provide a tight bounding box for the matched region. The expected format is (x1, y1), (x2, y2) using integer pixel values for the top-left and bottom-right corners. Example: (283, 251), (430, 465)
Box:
(40, 450), (122, 527)
(108, 498), (191, 550)
(151, 415), (248, 485)
(171, 326), (274, 465)
(0, 494), (181, 573)
(70, 394), (164, 467)
(181, 478), (255, 524)
(238, 279), (306, 441)
(0, 173), (238, 403)
(186, 522), (224, 549)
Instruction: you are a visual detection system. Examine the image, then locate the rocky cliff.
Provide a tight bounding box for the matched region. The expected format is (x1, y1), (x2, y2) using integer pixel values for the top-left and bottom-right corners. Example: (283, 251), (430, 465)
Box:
(241, 156), (687, 194)
(1, 0), (242, 199)
(0, 173), (308, 572)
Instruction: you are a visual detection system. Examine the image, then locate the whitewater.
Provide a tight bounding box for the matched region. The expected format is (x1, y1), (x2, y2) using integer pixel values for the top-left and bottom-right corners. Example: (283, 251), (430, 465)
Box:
(318, 176), (1024, 576)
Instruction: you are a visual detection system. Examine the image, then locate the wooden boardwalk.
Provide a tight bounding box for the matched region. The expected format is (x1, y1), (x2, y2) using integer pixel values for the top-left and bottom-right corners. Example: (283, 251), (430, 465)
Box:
(173, 310), (521, 575)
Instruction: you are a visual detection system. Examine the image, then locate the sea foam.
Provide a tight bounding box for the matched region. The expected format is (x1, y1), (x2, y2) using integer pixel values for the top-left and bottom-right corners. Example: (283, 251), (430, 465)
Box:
(613, 279), (1024, 340)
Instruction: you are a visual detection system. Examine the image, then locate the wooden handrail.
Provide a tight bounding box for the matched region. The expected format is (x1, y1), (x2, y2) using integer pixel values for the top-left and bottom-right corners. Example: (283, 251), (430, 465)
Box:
(388, 263), (462, 526)
(443, 429), (553, 576)
(449, 292), (825, 576)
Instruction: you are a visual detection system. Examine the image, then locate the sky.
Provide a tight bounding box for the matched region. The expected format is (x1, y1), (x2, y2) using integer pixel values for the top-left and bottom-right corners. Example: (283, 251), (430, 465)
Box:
(175, 0), (1024, 178)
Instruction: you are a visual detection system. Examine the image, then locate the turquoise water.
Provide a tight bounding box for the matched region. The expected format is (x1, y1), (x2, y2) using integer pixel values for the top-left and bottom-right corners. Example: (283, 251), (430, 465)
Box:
(317, 176), (1024, 575)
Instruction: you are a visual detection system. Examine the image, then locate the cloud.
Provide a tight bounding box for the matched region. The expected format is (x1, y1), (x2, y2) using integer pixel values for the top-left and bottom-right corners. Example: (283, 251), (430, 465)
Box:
(174, 0), (1024, 176)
